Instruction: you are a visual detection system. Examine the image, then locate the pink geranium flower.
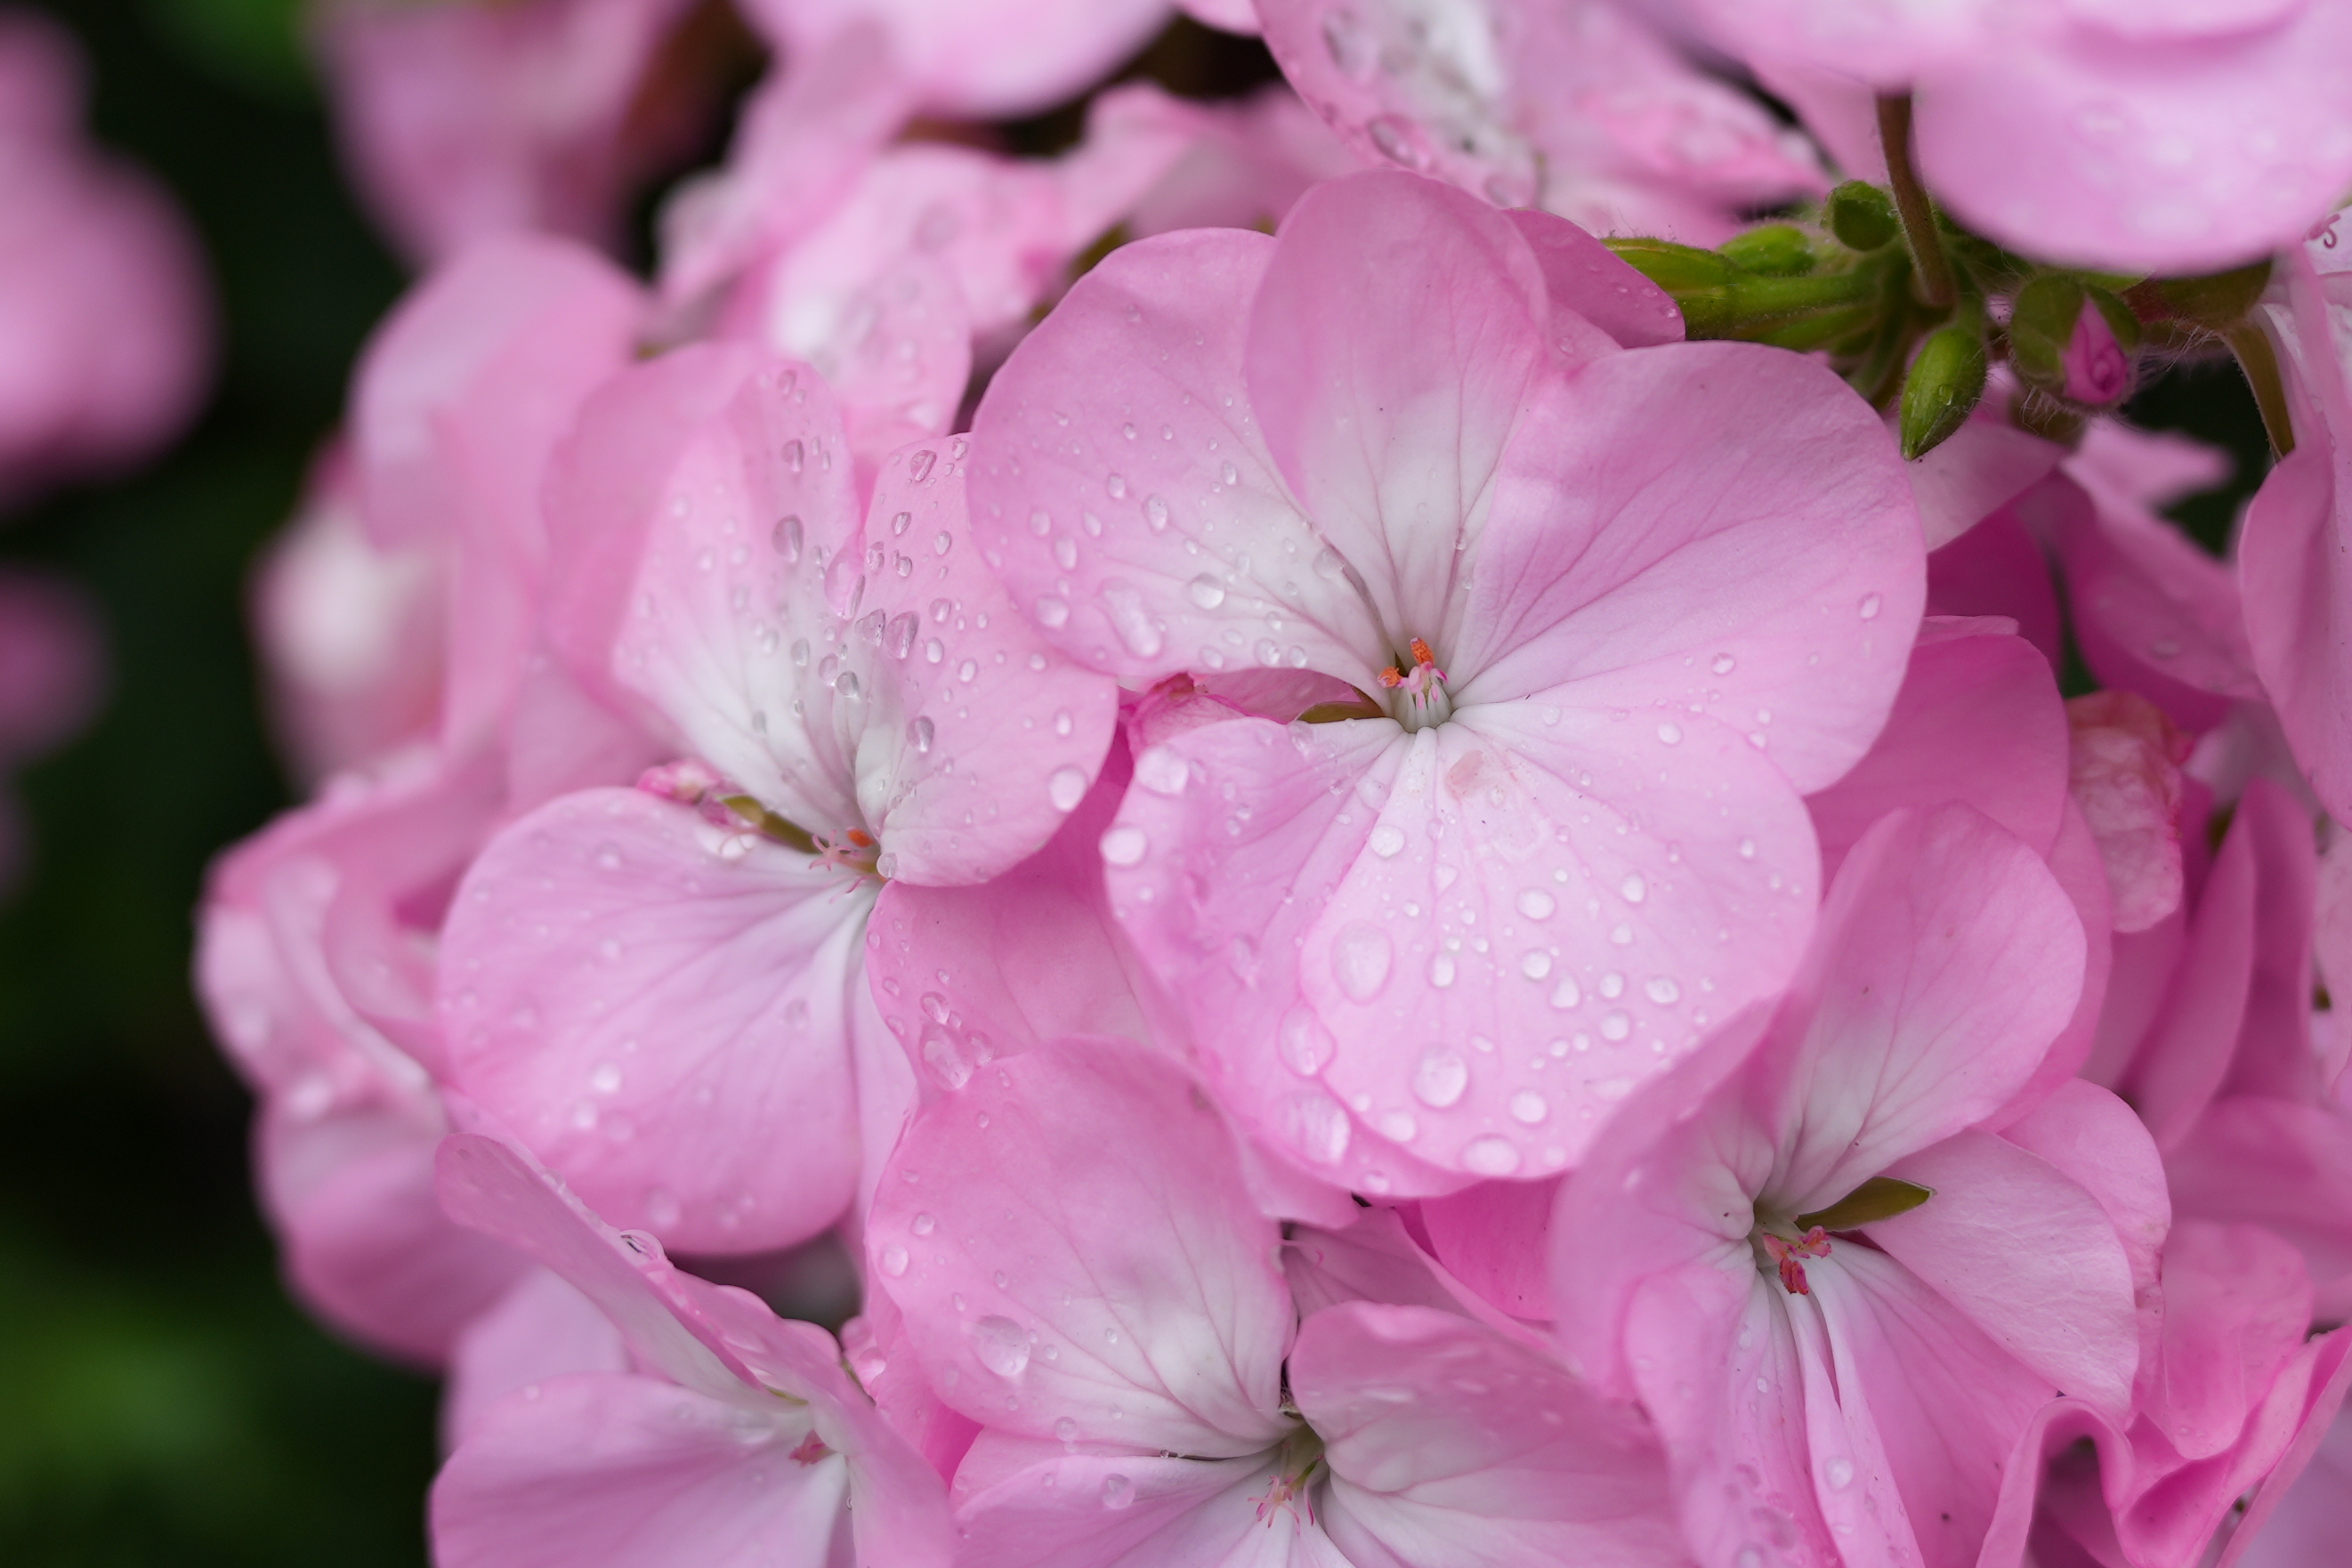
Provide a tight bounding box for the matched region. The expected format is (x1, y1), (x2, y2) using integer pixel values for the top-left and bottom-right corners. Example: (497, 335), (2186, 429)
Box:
(865, 1037), (1690, 1565)
(1649, 0), (2352, 271)
(1257, 0), (1826, 242)
(431, 1131), (953, 1568)
(437, 346), (1117, 1252)
(1553, 803), (2151, 1568)
(969, 169), (1924, 1192)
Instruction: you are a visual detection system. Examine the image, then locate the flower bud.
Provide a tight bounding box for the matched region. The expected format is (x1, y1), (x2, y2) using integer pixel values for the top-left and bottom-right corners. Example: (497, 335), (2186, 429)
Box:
(1825, 181), (1900, 253)
(1899, 320), (1987, 460)
(2009, 275), (2138, 408)
(1717, 223), (1816, 277)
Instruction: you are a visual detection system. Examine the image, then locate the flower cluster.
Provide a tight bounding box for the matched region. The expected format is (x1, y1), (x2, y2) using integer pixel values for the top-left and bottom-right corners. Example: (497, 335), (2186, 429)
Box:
(203, 3), (2352, 1564)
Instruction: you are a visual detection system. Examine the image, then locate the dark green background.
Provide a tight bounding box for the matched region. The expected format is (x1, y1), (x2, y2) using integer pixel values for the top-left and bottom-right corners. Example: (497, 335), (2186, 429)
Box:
(0, 2), (2269, 1561)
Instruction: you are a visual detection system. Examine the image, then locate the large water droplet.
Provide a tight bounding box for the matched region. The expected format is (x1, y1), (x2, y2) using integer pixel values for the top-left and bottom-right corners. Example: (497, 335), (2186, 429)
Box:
(1330, 925), (1394, 1001)
(1823, 1456), (1855, 1491)
(971, 1316), (1030, 1378)
(1520, 951), (1552, 981)
(1509, 1090), (1548, 1125)
(1858, 593), (1882, 620)
(1279, 1007), (1337, 1076)
(1134, 746), (1188, 796)
(772, 514), (804, 560)
(1100, 825), (1149, 867)
(1462, 1136), (1522, 1176)
(1428, 952), (1457, 988)
(1369, 824), (1406, 859)
(879, 1244), (909, 1276)
(1048, 768), (1087, 812)
(1516, 888), (1556, 921)
(1619, 873), (1646, 904)
(1287, 1089), (1353, 1165)
(1413, 1050), (1468, 1108)
(1100, 582), (1163, 658)
(1186, 573), (1226, 609)
(1101, 1474), (1135, 1510)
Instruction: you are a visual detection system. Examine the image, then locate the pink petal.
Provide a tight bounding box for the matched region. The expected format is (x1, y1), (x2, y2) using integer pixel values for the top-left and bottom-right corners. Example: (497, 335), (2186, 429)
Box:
(438, 787), (865, 1252)
(2168, 1098), (2352, 1322)
(443, 1268), (628, 1445)
(1292, 1302), (1686, 1566)
(1244, 173), (1555, 645)
(1501, 207), (1685, 351)
(1870, 1131), (2141, 1423)
(950, 1448), (1346, 1568)
(1415, 1177), (1559, 1321)
(351, 234), (643, 748)
(2000, 1079), (2172, 1336)
(2214, 777), (2323, 1104)
(1282, 1206), (1554, 1351)
(1105, 709), (1816, 1185)
(968, 223), (1386, 691)
(1806, 617), (2070, 886)
(1907, 418), (2062, 552)
(866, 1039), (1296, 1458)
(1761, 804), (2088, 1212)
(2227, 1333), (2352, 1568)
(2146, 1222), (2315, 1463)
(1925, 497), (2064, 667)
(1464, 339), (1925, 794)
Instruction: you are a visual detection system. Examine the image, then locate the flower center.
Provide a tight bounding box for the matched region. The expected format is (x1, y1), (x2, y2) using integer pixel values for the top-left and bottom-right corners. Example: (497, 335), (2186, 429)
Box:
(1255, 1421), (1327, 1529)
(1377, 638), (1451, 731)
(1749, 1176), (1935, 1296)
(1756, 1224), (1832, 1295)
(636, 759), (886, 881)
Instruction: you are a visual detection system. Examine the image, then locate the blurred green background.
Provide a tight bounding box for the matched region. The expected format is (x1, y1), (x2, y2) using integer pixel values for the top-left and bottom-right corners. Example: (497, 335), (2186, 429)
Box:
(0, 0), (2277, 1562)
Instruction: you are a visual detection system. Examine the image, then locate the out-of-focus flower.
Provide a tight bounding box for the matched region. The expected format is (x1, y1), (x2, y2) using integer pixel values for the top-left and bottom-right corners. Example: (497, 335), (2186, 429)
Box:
(0, 568), (101, 888)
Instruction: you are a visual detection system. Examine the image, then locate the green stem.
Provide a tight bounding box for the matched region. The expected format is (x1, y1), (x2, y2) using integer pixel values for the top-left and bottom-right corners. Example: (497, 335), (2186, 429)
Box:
(2225, 324), (2297, 457)
(1876, 94), (1956, 310)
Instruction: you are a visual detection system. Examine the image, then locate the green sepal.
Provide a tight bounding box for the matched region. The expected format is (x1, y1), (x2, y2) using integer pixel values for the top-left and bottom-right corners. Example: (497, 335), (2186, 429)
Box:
(1793, 1176), (1935, 1233)
(1601, 237), (1740, 294)
(2130, 260), (2274, 330)
(2007, 272), (2088, 390)
(1718, 223), (1819, 277)
(717, 795), (820, 855)
(1825, 182), (1900, 253)
(1900, 319), (1989, 460)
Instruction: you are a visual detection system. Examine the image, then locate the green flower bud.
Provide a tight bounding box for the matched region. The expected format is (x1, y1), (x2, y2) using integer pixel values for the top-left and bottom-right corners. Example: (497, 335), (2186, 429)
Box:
(1826, 181), (1901, 253)
(1717, 223), (1817, 277)
(1900, 320), (1989, 460)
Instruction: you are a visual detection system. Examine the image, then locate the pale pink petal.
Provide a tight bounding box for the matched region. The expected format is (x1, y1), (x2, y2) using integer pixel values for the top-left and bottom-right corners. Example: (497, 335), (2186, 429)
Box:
(443, 1267), (629, 1445)
(2168, 1098), (2352, 1322)
(1105, 707), (1816, 1184)
(258, 1095), (527, 1367)
(2228, 1337), (2352, 1568)
(1501, 207), (1684, 351)
(1907, 418), (2061, 552)
(2066, 690), (2191, 934)
(1244, 172), (1555, 652)
(951, 1448), (1347, 1568)
(1260, 0), (1824, 240)
(351, 234), (643, 748)
(1762, 804), (2087, 1212)
(1999, 1079), (2171, 1338)
(865, 1039), (1295, 1458)
(1281, 1206), (1555, 1351)
(1121, 85), (1367, 240)
(968, 224), (1386, 691)
(1415, 1177), (1558, 1321)
(1462, 339), (1925, 795)
(2214, 776), (2323, 1104)
(1176, 0), (1258, 30)
(2070, 420), (2235, 515)
(2146, 1222), (2314, 1463)
(438, 787), (865, 1252)
(1661, 0), (1988, 86)
(431, 1372), (850, 1568)
(1294, 1302), (1686, 1567)
(1806, 618), (2069, 885)
(1870, 1131), (2140, 1422)
(737, 0), (1169, 120)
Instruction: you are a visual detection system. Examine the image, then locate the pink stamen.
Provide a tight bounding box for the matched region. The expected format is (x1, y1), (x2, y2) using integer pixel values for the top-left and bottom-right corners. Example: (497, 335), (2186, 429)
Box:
(1761, 1225), (1831, 1295)
(788, 1433), (833, 1466)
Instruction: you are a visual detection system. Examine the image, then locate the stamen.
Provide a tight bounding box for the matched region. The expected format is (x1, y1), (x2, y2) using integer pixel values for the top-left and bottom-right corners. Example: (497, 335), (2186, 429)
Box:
(788, 1433), (832, 1466)
(1760, 1226), (1831, 1295)
(1253, 1423), (1327, 1529)
(1380, 637), (1452, 731)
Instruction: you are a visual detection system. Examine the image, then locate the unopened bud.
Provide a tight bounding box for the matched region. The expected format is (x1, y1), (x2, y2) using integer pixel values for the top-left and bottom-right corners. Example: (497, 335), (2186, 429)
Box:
(1899, 321), (1988, 460)
(1826, 181), (1900, 253)
(1718, 224), (1816, 278)
(2009, 275), (2138, 408)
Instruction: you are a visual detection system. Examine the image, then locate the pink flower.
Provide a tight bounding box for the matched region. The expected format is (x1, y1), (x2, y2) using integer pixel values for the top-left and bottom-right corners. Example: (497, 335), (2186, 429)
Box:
(970, 169), (1924, 1190)
(1554, 803), (2149, 1568)
(1651, 0), (2352, 271)
(312, 0), (714, 265)
(0, 10), (209, 504)
(436, 346), (1118, 1252)
(1257, 0), (1826, 242)
(0, 567), (101, 887)
(734, 0), (1171, 120)
(431, 1131), (953, 1567)
(864, 1037), (1690, 1564)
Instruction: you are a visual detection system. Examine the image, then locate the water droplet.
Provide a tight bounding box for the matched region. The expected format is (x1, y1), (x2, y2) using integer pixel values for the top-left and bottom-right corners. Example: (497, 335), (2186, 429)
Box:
(1517, 888), (1556, 920)
(1143, 495), (1170, 531)
(1101, 1474), (1135, 1510)
(1049, 768), (1087, 812)
(957, 659), (978, 683)
(1186, 573), (1226, 609)
(879, 1244), (909, 1276)
(1738, 837), (1756, 860)
(1711, 653), (1736, 675)
(1100, 581), (1163, 658)
(1135, 746), (1188, 796)
(1100, 826), (1149, 867)
(772, 515), (803, 559)
(1035, 595), (1071, 628)
(589, 1063), (622, 1095)
(1520, 950), (1552, 981)
(1510, 1090), (1548, 1125)
(1287, 1089), (1353, 1165)
(1657, 723), (1681, 745)
(971, 1316), (1030, 1378)
(1428, 952), (1457, 988)
(1619, 873), (1646, 903)
(1279, 1007), (1337, 1076)
(911, 1212), (936, 1236)
(1330, 925), (1394, 1002)
(1028, 509), (1052, 537)
(908, 449), (936, 483)
(1413, 1050), (1468, 1108)
(1858, 593), (1882, 620)
(1823, 1456), (1855, 1491)
(1105, 473), (1128, 499)
(1054, 1415), (1078, 1442)
(1645, 976), (1681, 1005)
(1369, 824), (1406, 858)
(1462, 1136), (1522, 1176)
(1601, 1011), (1632, 1041)
(1551, 976), (1582, 1009)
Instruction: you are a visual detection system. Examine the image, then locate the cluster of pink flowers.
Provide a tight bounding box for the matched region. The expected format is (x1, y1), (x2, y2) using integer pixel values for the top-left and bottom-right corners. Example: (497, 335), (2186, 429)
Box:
(202, 2), (2352, 1564)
